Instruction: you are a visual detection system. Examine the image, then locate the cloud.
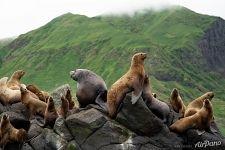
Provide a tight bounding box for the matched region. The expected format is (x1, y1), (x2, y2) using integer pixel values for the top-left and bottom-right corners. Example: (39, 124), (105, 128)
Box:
(0, 0), (224, 39)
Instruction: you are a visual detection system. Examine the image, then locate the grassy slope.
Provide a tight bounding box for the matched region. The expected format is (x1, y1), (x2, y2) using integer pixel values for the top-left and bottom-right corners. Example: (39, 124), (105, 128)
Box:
(0, 6), (225, 135)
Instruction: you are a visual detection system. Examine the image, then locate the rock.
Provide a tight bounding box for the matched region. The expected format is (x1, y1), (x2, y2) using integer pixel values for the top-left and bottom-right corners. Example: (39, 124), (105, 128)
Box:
(21, 143), (34, 150)
(185, 129), (225, 150)
(66, 140), (82, 150)
(116, 93), (165, 136)
(53, 116), (73, 141)
(66, 108), (107, 145)
(3, 143), (21, 150)
(0, 111), (30, 130)
(9, 102), (30, 119)
(29, 131), (45, 150)
(0, 102), (6, 114)
(81, 121), (130, 150)
(51, 84), (71, 108)
(44, 129), (68, 150)
(27, 122), (44, 140)
(30, 128), (67, 150)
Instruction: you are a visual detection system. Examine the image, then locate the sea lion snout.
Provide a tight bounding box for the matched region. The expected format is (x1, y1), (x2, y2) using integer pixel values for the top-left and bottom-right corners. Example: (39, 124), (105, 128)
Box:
(70, 71), (75, 76)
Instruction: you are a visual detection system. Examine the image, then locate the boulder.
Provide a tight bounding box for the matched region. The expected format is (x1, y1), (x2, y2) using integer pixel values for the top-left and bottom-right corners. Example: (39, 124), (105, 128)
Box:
(50, 84), (71, 108)
(116, 93), (165, 136)
(66, 108), (107, 145)
(53, 116), (73, 141)
(30, 128), (67, 150)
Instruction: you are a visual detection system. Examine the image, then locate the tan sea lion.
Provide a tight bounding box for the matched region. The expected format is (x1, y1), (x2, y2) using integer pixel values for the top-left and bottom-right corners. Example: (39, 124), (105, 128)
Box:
(107, 52), (147, 118)
(26, 84), (49, 102)
(184, 92), (214, 117)
(0, 77), (21, 105)
(0, 114), (27, 147)
(169, 99), (213, 133)
(142, 75), (170, 123)
(44, 97), (58, 127)
(7, 70), (25, 90)
(170, 88), (186, 118)
(20, 86), (47, 118)
(70, 69), (107, 108)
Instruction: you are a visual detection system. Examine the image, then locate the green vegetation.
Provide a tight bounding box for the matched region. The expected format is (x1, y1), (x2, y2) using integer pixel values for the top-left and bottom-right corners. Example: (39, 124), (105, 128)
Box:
(0, 6), (225, 135)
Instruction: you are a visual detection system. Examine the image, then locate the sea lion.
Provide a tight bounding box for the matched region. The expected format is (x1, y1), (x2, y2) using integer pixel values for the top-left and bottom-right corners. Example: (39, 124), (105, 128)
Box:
(70, 69), (107, 108)
(0, 114), (27, 147)
(20, 86), (47, 118)
(26, 84), (49, 102)
(184, 92), (214, 117)
(142, 75), (170, 123)
(65, 89), (74, 110)
(0, 77), (21, 105)
(44, 97), (58, 128)
(170, 88), (186, 118)
(57, 96), (69, 118)
(169, 99), (213, 133)
(7, 70), (25, 90)
(107, 52), (147, 118)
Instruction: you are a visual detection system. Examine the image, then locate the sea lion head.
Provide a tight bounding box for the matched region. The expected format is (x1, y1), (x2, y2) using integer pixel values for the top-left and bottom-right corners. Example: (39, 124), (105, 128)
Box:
(47, 97), (56, 112)
(0, 114), (10, 129)
(132, 52), (147, 64)
(14, 70), (25, 79)
(70, 69), (89, 81)
(203, 92), (214, 101)
(203, 99), (212, 109)
(170, 88), (182, 113)
(20, 86), (28, 94)
(27, 84), (46, 101)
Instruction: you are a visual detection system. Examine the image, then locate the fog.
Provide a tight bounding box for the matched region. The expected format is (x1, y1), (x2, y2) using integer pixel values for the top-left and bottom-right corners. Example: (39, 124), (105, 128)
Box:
(0, 0), (224, 39)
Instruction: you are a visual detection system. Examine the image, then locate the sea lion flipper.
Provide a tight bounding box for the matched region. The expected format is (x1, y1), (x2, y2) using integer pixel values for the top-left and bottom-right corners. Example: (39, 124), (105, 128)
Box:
(95, 92), (108, 113)
(208, 125), (218, 133)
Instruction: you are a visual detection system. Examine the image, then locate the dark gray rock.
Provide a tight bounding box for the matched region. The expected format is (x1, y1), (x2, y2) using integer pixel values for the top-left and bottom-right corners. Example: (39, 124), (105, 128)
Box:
(185, 129), (225, 150)
(44, 129), (67, 150)
(66, 108), (107, 145)
(0, 102), (6, 114)
(51, 84), (71, 108)
(29, 132), (45, 150)
(66, 140), (81, 150)
(54, 116), (73, 141)
(81, 121), (130, 150)
(21, 143), (34, 150)
(30, 128), (67, 150)
(9, 102), (30, 119)
(27, 122), (44, 140)
(116, 93), (165, 136)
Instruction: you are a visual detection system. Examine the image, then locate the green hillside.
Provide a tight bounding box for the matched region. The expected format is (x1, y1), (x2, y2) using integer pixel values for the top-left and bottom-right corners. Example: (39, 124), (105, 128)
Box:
(0, 6), (225, 135)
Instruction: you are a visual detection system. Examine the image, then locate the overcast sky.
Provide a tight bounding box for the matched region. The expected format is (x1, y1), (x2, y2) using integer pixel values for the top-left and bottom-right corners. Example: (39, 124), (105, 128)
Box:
(0, 0), (224, 39)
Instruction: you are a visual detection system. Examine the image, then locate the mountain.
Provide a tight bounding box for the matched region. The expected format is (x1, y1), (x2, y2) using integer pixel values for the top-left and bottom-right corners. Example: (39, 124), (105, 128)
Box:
(0, 6), (225, 134)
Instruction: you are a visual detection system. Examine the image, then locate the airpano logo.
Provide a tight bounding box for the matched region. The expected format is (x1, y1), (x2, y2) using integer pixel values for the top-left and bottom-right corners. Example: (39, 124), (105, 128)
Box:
(195, 140), (221, 148)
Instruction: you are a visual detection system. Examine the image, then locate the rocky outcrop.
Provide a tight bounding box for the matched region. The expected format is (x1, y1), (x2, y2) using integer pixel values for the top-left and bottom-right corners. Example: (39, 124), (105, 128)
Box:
(198, 17), (225, 77)
(0, 85), (225, 150)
